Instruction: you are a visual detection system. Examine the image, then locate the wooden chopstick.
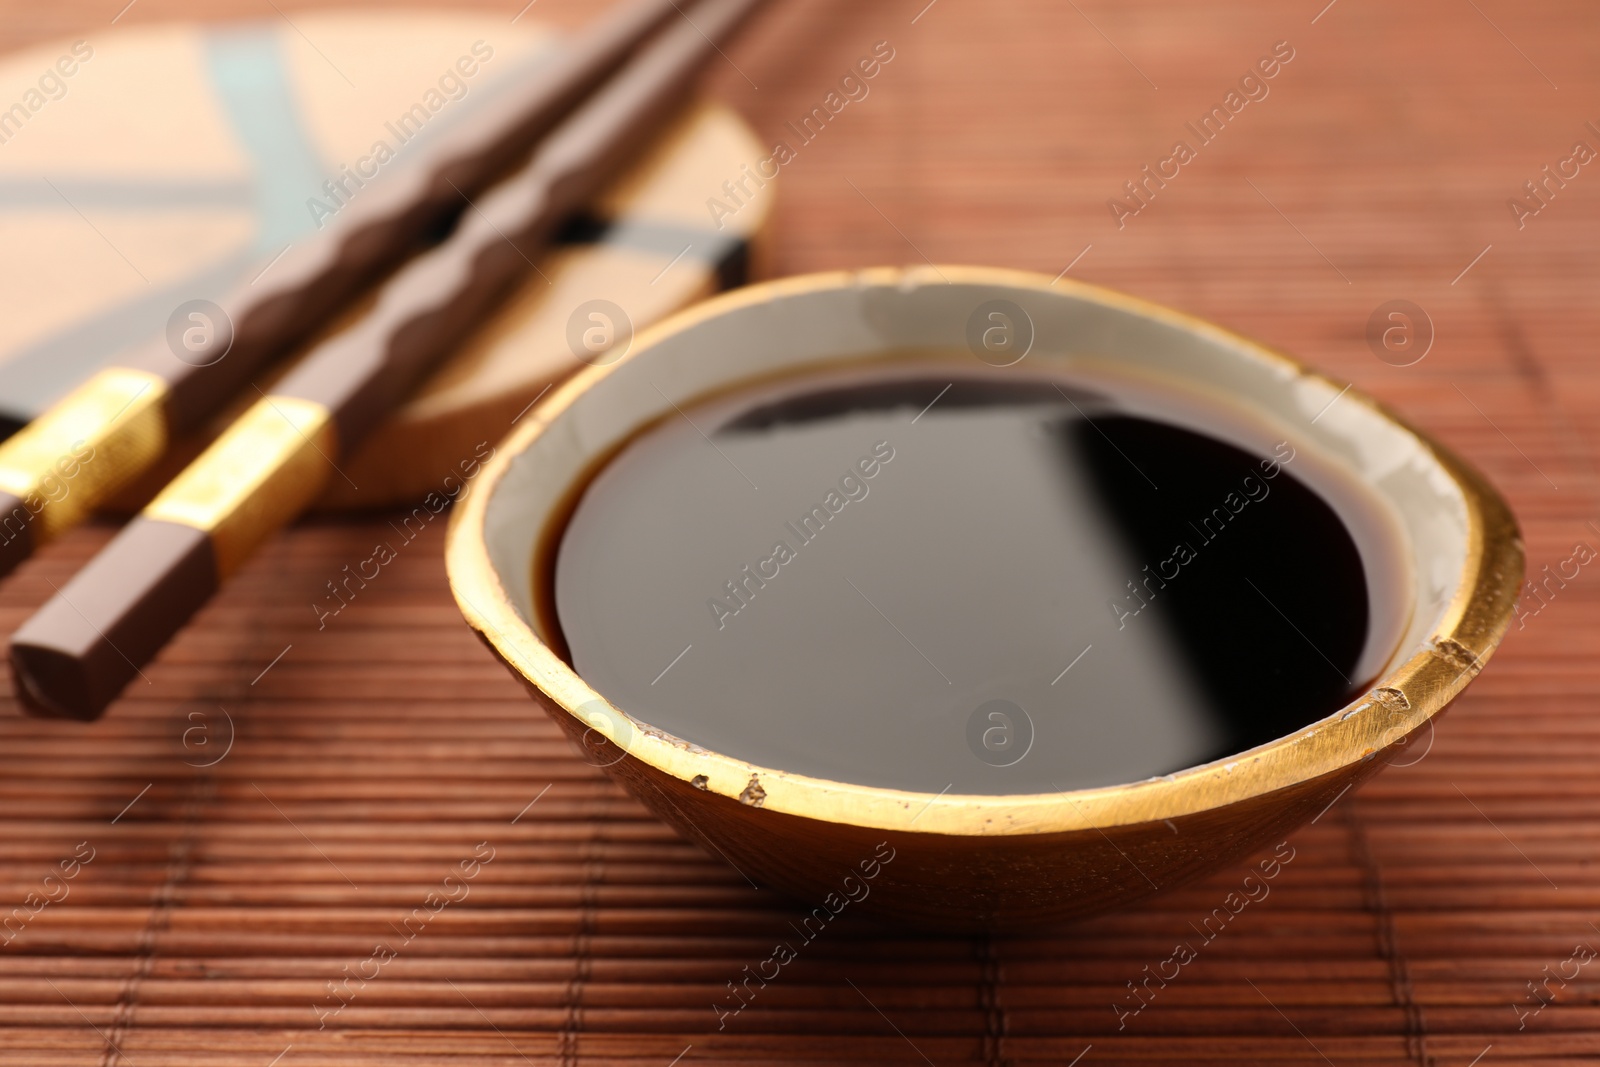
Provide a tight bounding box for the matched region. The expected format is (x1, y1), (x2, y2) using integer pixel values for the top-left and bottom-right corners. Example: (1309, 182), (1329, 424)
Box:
(0, 0), (686, 580)
(8, 0), (771, 721)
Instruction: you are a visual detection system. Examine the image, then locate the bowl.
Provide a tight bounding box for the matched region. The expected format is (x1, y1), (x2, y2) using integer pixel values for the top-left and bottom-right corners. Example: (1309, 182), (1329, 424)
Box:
(445, 266), (1521, 930)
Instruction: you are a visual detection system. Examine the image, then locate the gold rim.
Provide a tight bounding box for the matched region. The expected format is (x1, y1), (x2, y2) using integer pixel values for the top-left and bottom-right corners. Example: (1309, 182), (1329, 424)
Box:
(445, 266), (1522, 837)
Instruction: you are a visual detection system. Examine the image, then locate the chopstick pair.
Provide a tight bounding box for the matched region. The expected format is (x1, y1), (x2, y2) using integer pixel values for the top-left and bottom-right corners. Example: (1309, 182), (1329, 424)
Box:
(9, 0), (770, 721)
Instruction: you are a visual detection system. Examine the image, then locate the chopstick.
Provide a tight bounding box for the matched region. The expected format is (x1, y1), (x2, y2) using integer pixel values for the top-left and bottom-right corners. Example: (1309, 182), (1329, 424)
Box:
(9, 0), (770, 721)
(0, 0), (687, 581)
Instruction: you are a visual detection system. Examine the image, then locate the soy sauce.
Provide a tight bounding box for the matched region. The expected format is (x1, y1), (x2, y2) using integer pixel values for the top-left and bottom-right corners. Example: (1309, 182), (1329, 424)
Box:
(550, 364), (1407, 794)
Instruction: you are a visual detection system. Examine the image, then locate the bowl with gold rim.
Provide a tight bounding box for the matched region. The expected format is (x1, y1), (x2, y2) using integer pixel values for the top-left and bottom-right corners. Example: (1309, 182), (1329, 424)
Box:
(445, 266), (1520, 930)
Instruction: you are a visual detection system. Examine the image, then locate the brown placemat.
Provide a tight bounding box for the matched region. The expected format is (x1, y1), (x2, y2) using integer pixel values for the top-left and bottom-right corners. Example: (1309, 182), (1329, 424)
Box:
(3, 0), (1600, 1063)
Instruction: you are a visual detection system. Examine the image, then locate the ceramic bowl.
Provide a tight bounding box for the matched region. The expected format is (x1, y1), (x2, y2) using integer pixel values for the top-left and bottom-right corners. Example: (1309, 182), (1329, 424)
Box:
(445, 266), (1521, 930)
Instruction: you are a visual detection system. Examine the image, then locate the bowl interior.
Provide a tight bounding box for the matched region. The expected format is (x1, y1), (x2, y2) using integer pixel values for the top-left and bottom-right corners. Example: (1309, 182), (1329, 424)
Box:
(453, 266), (1500, 835)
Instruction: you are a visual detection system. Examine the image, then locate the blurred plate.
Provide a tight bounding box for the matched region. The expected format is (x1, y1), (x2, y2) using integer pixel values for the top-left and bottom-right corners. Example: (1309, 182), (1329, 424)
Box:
(0, 12), (773, 507)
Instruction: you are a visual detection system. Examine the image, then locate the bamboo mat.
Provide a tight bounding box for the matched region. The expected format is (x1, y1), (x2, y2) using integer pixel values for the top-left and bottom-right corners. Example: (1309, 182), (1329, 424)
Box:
(3, 0), (1600, 1063)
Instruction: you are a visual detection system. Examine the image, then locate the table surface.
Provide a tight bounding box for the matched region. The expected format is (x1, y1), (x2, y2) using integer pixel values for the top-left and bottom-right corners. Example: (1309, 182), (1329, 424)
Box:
(2, 0), (1598, 1064)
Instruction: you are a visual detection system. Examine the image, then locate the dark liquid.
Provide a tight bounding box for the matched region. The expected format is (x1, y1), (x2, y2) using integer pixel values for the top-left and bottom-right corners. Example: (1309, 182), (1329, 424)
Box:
(549, 364), (1407, 794)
